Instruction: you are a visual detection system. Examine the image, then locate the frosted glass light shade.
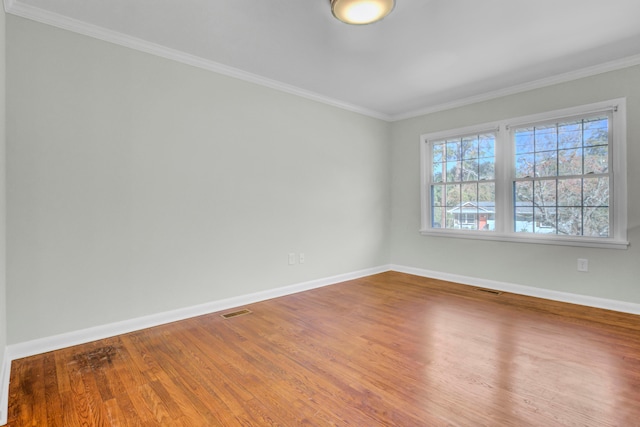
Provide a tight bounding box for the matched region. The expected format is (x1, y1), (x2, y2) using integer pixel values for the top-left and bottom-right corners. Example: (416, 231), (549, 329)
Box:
(331, 0), (395, 25)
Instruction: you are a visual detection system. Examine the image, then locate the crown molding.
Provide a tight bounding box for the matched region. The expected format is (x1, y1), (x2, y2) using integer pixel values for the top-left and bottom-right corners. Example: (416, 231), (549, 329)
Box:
(3, 0), (392, 121)
(391, 54), (640, 121)
(3, 0), (14, 13)
(5, 0), (640, 123)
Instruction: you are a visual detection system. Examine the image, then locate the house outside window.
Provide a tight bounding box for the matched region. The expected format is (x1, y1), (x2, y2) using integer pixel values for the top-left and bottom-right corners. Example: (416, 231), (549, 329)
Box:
(446, 202), (495, 230)
(420, 99), (628, 249)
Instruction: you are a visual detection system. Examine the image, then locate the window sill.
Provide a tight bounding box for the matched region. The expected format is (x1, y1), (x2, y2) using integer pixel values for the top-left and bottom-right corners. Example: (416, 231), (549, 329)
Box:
(419, 229), (629, 250)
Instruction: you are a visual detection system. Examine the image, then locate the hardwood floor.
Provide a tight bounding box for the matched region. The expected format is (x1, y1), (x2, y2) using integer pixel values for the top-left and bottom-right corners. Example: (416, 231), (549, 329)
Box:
(7, 271), (640, 426)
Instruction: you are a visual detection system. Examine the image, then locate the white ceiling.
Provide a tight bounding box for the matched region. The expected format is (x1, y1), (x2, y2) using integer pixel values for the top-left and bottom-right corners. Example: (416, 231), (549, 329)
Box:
(6, 0), (640, 120)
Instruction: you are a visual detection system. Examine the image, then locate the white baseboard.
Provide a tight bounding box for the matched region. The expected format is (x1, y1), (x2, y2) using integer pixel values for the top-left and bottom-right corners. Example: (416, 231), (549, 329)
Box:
(0, 348), (9, 426)
(3, 263), (639, 425)
(7, 265), (391, 361)
(391, 264), (640, 315)
(0, 264), (389, 424)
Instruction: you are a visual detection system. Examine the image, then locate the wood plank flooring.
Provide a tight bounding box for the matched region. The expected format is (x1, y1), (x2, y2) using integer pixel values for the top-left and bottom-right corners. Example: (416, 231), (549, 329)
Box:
(7, 271), (640, 426)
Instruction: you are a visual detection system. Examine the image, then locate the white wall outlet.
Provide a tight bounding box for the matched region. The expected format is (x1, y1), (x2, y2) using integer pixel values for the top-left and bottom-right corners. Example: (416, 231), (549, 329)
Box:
(299, 253), (305, 264)
(288, 253), (296, 265)
(577, 258), (588, 272)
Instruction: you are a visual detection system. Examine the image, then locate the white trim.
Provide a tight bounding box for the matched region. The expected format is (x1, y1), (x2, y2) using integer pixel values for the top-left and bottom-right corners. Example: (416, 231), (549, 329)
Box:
(504, 101), (620, 129)
(391, 264), (640, 315)
(611, 100), (628, 247)
(0, 348), (9, 426)
(419, 122), (503, 143)
(419, 99), (629, 250)
(418, 228), (629, 250)
(6, 265), (390, 360)
(1, 266), (392, 420)
(2, 0), (391, 122)
(5, 1), (640, 123)
(420, 122), (502, 232)
(6, 264), (639, 358)
(392, 54), (640, 121)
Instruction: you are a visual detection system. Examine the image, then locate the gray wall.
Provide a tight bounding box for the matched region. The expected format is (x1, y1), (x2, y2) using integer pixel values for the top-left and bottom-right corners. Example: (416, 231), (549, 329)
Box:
(5, 12), (640, 347)
(390, 65), (640, 303)
(6, 16), (391, 343)
(1, 5), (7, 365)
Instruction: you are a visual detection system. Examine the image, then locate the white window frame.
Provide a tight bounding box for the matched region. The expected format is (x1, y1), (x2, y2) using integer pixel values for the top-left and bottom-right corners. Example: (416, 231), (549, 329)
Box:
(420, 99), (628, 250)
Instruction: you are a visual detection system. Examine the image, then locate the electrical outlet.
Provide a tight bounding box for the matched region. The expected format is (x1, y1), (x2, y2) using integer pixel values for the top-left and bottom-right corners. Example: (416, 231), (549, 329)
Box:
(299, 253), (305, 264)
(577, 258), (588, 272)
(288, 253), (296, 265)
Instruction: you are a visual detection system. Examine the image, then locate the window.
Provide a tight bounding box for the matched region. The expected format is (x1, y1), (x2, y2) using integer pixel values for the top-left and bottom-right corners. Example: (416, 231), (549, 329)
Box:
(513, 115), (610, 237)
(430, 131), (497, 231)
(420, 99), (628, 249)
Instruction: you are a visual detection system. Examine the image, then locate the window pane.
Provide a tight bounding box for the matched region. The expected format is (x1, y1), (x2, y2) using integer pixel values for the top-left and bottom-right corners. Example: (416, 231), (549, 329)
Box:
(478, 214), (491, 230)
(583, 177), (609, 207)
(433, 143), (444, 162)
(458, 208), (479, 230)
(515, 207), (534, 232)
(515, 154), (534, 178)
(433, 162), (444, 183)
(583, 117), (608, 146)
(445, 211), (456, 229)
(534, 180), (556, 207)
(479, 135), (495, 158)
(479, 182), (495, 203)
(558, 148), (582, 176)
(534, 207), (556, 232)
(432, 207), (444, 228)
(535, 124), (557, 152)
(584, 146), (608, 174)
(479, 182), (495, 231)
(558, 122), (582, 149)
(446, 141), (460, 161)
(584, 207), (609, 237)
(478, 158), (495, 180)
(446, 184), (460, 207)
(558, 179), (582, 206)
(432, 185), (443, 206)
(556, 207), (582, 236)
(461, 136), (478, 159)
(535, 151), (557, 177)
(462, 183), (477, 203)
(462, 159), (479, 181)
(515, 180), (536, 233)
(515, 129), (534, 154)
(446, 161), (461, 182)
(514, 181), (533, 206)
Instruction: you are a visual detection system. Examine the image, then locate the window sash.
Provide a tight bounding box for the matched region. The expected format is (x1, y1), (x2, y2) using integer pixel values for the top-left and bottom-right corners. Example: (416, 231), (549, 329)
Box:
(426, 129), (498, 232)
(508, 112), (613, 238)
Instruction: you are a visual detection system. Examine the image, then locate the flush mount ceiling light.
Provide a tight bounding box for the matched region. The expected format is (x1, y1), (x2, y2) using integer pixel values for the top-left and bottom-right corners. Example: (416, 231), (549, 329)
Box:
(330, 0), (395, 25)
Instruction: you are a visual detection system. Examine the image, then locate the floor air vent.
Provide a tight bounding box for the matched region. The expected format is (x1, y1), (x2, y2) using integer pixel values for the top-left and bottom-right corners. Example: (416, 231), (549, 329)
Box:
(221, 309), (252, 319)
(474, 288), (503, 295)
